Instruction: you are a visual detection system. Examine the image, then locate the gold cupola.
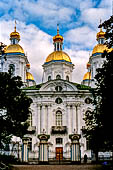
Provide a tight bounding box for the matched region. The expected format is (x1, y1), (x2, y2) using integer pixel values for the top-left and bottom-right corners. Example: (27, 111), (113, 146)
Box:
(45, 25), (71, 63)
(96, 27), (105, 41)
(92, 25), (112, 56)
(53, 24), (63, 43)
(4, 21), (24, 54)
(10, 21), (20, 42)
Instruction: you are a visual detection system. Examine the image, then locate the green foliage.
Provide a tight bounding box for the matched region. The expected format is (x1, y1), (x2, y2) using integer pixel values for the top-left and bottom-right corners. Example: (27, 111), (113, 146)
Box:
(0, 72), (32, 149)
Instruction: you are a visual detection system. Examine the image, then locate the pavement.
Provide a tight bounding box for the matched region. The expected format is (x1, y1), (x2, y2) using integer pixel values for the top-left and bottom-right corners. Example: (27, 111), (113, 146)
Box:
(10, 164), (112, 170)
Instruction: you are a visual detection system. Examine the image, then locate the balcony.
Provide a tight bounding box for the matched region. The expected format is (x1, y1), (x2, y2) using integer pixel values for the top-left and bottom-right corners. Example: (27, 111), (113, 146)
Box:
(27, 126), (36, 134)
(51, 126), (67, 134)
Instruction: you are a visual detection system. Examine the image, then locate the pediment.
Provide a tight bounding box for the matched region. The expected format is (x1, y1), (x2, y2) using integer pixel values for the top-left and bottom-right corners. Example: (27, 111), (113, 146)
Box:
(39, 80), (78, 91)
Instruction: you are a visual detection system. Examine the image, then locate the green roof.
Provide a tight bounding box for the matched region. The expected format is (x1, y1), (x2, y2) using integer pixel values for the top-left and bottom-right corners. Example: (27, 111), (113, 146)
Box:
(23, 80), (91, 90)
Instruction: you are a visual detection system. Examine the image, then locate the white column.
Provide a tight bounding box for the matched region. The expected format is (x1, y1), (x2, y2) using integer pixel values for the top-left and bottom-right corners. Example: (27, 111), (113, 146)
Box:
(67, 105), (71, 134)
(32, 104), (36, 127)
(41, 105), (46, 133)
(37, 105), (41, 134)
(72, 105), (76, 132)
(77, 104), (81, 134)
(47, 105), (51, 134)
(76, 105), (78, 133)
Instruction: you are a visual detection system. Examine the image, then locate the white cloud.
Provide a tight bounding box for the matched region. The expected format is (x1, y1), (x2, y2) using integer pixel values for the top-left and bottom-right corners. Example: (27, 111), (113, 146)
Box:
(80, 8), (111, 28)
(65, 49), (90, 83)
(0, 20), (90, 84)
(64, 26), (97, 50)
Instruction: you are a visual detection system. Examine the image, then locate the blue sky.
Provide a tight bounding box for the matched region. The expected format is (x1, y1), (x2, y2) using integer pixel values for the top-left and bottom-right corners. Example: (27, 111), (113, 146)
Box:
(0, 0), (112, 83)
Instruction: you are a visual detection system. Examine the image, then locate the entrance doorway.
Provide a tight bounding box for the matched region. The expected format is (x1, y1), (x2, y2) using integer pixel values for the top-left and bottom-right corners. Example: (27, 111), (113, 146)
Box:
(56, 147), (63, 160)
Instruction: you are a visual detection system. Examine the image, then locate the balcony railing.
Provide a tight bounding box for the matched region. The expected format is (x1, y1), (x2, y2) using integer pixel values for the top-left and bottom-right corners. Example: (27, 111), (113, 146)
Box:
(51, 126), (67, 134)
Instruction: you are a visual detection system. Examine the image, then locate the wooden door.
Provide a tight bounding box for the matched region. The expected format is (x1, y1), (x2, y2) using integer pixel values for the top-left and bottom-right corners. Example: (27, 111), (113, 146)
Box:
(56, 147), (63, 160)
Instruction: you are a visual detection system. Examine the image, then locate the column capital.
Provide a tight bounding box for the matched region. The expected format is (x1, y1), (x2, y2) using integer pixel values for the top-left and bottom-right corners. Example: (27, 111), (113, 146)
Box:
(76, 102), (81, 107)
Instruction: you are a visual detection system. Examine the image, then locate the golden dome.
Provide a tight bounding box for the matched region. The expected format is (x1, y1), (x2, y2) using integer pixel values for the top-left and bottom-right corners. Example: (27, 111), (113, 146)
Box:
(53, 34), (63, 42)
(96, 28), (105, 40)
(83, 72), (91, 80)
(10, 21), (20, 41)
(4, 44), (24, 54)
(92, 44), (112, 55)
(10, 31), (20, 41)
(26, 72), (34, 81)
(46, 51), (71, 63)
(53, 24), (63, 43)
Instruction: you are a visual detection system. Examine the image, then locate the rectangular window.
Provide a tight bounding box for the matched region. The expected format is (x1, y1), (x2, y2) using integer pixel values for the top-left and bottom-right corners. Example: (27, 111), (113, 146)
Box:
(56, 138), (63, 144)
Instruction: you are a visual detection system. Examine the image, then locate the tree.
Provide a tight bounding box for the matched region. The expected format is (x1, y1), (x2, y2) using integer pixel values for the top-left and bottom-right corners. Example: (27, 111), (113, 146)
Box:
(0, 71), (32, 149)
(82, 15), (113, 161)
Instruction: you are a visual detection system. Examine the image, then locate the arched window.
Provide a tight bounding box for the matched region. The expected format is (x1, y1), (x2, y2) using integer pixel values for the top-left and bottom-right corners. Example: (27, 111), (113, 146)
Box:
(66, 75), (69, 81)
(9, 64), (15, 75)
(48, 76), (51, 81)
(55, 86), (62, 92)
(56, 111), (62, 126)
(56, 74), (61, 79)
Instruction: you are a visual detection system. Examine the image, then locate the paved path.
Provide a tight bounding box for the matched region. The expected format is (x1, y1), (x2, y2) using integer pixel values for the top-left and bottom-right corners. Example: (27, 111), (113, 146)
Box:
(10, 164), (111, 170)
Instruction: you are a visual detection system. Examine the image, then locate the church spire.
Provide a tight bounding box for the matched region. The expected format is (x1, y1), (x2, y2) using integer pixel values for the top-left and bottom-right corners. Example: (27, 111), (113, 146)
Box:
(14, 20), (17, 32)
(10, 20), (20, 44)
(53, 24), (63, 51)
(96, 19), (105, 44)
(57, 24), (59, 35)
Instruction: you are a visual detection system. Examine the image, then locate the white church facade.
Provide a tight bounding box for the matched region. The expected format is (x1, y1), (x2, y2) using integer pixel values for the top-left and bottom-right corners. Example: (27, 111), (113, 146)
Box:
(0, 23), (110, 162)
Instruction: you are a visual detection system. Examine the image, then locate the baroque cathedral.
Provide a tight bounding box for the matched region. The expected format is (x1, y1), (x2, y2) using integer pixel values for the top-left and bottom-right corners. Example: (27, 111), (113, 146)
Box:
(0, 23), (111, 162)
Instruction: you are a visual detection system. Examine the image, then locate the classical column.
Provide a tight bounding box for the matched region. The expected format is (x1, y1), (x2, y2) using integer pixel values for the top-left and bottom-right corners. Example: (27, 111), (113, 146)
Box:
(47, 105), (51, 134)
(32, 104), (36, 127)
(77, 104), (81, 134)
(69, 134), (81, 164)
(38, 134), (50, 164)
(72, 105), (76, 132)
(41, 105), (46, 133)
(67, 105), (71, 134)
(22, 138), (29, 162)
(37, 105), (41, 134)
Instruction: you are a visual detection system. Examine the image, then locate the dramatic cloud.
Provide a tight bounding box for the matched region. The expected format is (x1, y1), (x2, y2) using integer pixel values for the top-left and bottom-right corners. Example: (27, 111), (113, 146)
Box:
(0, 0), (112, 84)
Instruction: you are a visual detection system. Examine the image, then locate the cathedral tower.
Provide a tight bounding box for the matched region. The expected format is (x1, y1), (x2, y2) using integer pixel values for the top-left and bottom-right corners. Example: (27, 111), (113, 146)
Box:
(82, 26), (112, 87)
(42, 25), (74, 82)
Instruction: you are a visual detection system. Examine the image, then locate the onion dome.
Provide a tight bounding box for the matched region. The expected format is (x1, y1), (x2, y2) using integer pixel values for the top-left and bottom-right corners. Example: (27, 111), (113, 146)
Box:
(10, 30), (20, 41)
(46, 51), (71, 63)
(10, 21), (20, 41)
(92, 26), (112, 56)
(96, 27), (105, 41)
(92, 44), (112, 55)
(26, 72), (34, 81)
(45, 25), (72, 63)
(4, 44), (24, 54)
(4, 21), (24, 54)
(53, 24), (63, 43)
(83, 72), (91, 81)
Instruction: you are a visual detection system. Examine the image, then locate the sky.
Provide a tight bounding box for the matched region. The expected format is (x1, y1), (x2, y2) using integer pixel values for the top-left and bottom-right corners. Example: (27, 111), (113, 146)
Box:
(0, 0), (112, 84)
